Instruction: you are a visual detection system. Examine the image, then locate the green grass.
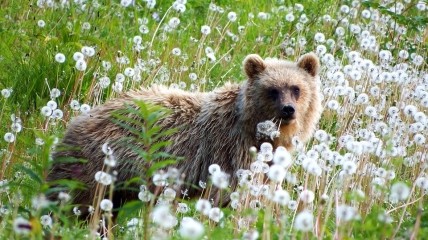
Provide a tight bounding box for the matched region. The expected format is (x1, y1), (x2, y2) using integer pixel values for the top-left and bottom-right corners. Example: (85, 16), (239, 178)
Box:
(0, 0), (427, 239)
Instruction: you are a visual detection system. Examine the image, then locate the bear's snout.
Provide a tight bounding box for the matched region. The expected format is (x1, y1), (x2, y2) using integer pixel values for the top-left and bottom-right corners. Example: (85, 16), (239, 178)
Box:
(281, 104), (296, 121)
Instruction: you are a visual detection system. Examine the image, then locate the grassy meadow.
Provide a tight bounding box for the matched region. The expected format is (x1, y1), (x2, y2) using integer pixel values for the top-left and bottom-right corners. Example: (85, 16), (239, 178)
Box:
(0, 0), (428, 239)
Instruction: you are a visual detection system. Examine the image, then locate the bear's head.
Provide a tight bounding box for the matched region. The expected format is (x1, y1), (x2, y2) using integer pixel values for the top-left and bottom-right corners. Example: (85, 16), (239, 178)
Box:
(243, 53), (322, 148)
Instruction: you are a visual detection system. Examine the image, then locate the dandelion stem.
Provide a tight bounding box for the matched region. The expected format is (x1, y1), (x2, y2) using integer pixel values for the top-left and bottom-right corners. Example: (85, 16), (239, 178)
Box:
(149, 6), (173, 51)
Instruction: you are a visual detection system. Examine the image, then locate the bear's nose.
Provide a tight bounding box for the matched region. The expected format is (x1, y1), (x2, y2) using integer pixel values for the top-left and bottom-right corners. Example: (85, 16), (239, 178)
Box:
(282, 105), (295, 116)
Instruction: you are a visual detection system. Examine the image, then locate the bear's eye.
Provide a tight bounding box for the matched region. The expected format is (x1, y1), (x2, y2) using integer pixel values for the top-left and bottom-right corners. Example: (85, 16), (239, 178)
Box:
(291, 86), (300, 96)
(267, 88), (279, 100)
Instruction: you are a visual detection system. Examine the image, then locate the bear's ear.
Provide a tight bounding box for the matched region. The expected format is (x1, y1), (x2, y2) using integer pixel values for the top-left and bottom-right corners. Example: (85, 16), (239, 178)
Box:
(297, 53), (320, 77)
(244, 54), (266, 79)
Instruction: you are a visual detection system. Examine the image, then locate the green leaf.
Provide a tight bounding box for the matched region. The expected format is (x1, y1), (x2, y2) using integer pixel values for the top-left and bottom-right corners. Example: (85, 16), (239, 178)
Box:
(146, 159), (177, 177)
(15, 165), (42, 184)
(52, 156), (88, 164)
(118, 200), (144, 219)
(46, 179), (87, 191)
(148, 141), (172, 154)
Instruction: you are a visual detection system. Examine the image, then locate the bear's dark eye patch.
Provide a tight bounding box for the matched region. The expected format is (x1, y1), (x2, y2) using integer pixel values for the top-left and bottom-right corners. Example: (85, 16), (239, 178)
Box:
(267, 88), (279, 100)
(291, 86), (300, 98)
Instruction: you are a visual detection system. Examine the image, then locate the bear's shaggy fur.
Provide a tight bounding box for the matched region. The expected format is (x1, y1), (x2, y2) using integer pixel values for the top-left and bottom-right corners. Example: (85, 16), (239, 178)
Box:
(47, 53), (322, 210)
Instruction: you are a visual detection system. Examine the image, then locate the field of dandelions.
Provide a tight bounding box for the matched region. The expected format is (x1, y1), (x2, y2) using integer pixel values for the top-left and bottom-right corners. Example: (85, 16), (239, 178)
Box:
(0, 0), (427, 239)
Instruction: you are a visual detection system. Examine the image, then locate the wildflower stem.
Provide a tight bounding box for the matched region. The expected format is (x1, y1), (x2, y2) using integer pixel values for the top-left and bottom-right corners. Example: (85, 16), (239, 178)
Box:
(391, 181), (419, 238)
(410, 199), (423, 240)
(0, 99), (6, 127)
(0, 142), (15, 181)
(149, 6), (173, 51)
(386, 195), (424, 215)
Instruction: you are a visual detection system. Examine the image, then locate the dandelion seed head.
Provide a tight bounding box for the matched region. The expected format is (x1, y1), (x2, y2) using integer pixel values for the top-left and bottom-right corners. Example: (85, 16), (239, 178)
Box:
(179, 217), (204, 239)
(138, 190), (152, 202)
(342, 160), (357, 175)
(4, 132), (15, 143)
(54, 53), (66, 63)
(188, 72), (197, 81)
(200, 25), (211, 35)
(285, 13), (295, 22)
(211, 170), (229, 189)
(37, 19), (46, 28)
(171, 47), (181, 56)
(299, 189), (315, 203)
(249, 199), (262, 210)
(177, 202), (189, 213)
(100, 199), (113, 212)
(75, 59), (87, 71)
(81, 46), (95, 57)
(104, 154), (116, 167)
(231, 200), (241, 210)
(73, 206), (81, 216)
(152, 205), (177, 229)
(52, 109), (63, 119)
(272, 189), (290, 206)
(94, 171), (113, 185)
(208, 164), (221, 175)
(260, 142), (273, 153)
(314, 32), (325, 43)
(58, 192), (71, 202)
(152, 171), (168, 187)
(112, 82), (123, 93)
(327, 99), (340, 110)
(101, 142), (113, 156)
(195, 199), (211, 215)
(416, 1), (426, 10)
(46, 100), (57, 110)
(11, 122), (22, 132)
(257, 12), (269, 20)
(139, 25), (149, 34)
(40, 215), (52, 228)
(1, 88), (12, 98)
(267, 164), (286, 182)
(273, 146), (292, 167)
(168, 17), (180, 29)
(227, 11), (237, 22)
(208, 207), (224, 222)
(124, 67), (135, 77)
(257, 150), (273, 162)
(82, 21), (91, 30)
(173, 2), (186, 13)
(161, 187), (176, 202)
(416, 177), (428, 190)
(294, 211), (313, 232)
(80, 104), (91, 114)
(243, 230), (259, 240)
(389, 182), (410, 203)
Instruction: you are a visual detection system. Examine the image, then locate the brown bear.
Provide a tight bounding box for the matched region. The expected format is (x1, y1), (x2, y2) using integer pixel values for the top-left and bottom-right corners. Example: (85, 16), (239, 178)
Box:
(47, 53), (322, 212)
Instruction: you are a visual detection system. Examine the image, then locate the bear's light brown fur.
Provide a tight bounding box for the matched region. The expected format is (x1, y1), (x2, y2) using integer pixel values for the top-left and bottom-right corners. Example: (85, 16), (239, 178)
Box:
(47, 53), (322, 210)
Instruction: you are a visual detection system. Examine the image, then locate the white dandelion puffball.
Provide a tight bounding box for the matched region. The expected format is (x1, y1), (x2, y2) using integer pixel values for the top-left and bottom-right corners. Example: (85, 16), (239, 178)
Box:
(179, 217), (204, 239)
(195, 199), (212, 215)
(208, 207), (224, 222)
(1, 89), (12, 98)
(80, 104), (91, 114)
(4, 132), (15, 143)
(99, 199), (113, 211)
(75, 59), (87, 71)
(55, 53), (66, 63)
(294, 211), (314, 232)
(201, 25), (211, 35)
(94, 171), (113, 186)
(267, 164), (286, 182)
